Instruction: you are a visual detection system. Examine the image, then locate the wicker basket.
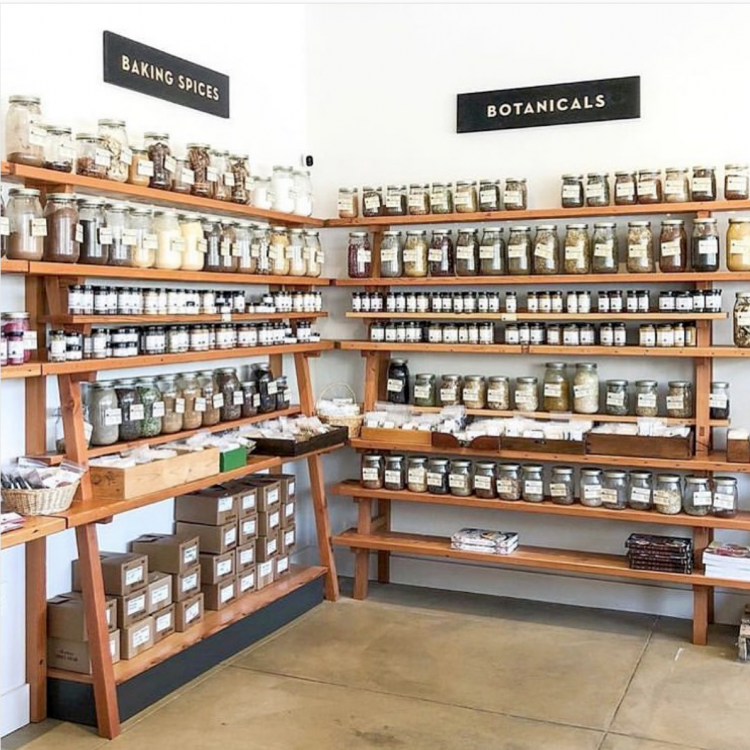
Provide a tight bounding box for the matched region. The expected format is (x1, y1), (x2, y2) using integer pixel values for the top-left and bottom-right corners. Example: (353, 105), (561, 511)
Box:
(1, 481), (79, 516)
(316, 383), (363, 439)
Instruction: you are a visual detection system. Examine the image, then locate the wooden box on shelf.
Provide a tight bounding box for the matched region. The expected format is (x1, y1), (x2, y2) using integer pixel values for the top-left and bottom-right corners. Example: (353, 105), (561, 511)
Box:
(726, 437), (750, 463)
(585, 433), (694, 460)
(360, 426), (432, 446)
(89, 448), (220, 502)
(500, 436), (586, 455)
(251, 427), (348, 456)
(431, 433), (500, 451)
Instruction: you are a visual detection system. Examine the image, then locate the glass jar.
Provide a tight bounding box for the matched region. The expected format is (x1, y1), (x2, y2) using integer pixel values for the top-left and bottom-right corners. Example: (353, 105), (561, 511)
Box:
(580, 468), (603, 508)
(240, 381), (259, 418)
(153, 210), (182, 270)
(522, 465), (544, 503)
(543, 362), (569, 413)
(176, 373), (203, 430)
(725, 164), (749, 200)
(628, 471), (652, 511)
(637, 169), (662, 204)
(97, 119), (129, 182)
(627, 221), (655, 273)
(177, 213), (205, 271)
(691, 218), (719, 272)
(428, 230), (454, 276)
(6, 95), (44, 166)
(156, 376), (184, 434)
(507, 226), (532, 275)
(479, 228), (505, 275)
(439, 374), (462, 406)
(427, 458), (450, 495)
(727, 218), (750, 272)
(550, 466), (575, 505)
(89, 382), (120, 446)
(710, 381), (730, 420)
(43, 125), (74, 172)
(75, 133), (109, 178)
(589, 222), (618, 273)
(407, 456), (429, 493)
(362, 186), (383, 217)
(216, 367), (242, 422)
(209, 149), (231, 202)
(127, 208), (155, 268)
(462, 375), (486, 409)
(186, 143), (211, 197)
(269, 226), (291, 275)
(337, 188), (359, 219)
(197, 370), (222, 426)
(515, 376), (539, 412)
(454, 181), (478, 213)
(449, 460), (473, 497)
(384, 455), (406, 491)
(403, 230), (428, 278)
(487, 376), (510, 410)
(614, 171), (637, 205)
(454, 228), (479, 276)
(478, 180), (501, 212)
(348, 231), (372, 278)
(494, 464), (520, 501)
(605, 379), (629, 416)
(43, 193), (79, 263)
(533, 225), (559, 275)
(170, 158), (193, 195)
(430, 183), (453, 214)
(112, 379), (141, 441)
(104, 202), (131, 267)
(563, 223), (591, 274)
(468, 461), (495, 499)
(634, 380), (658, 417)
(712, 476), (738, 518)
(666, 381), (693, 418)
(288, 230), (308, 277)
(248, 177), (270, 210)
(385, 185), (407, 216)
(303, 230), (323, 278)
(375, 230), (402, 278)
(585, 173), (610, 206)
(78, 198), (109, 265)
(683, 476), (711, 517)
(664, 167), (689, 203)
(561, 174), (584, 208)
(144, 132), (172, 190)
(413, 373), (436, 407)
(6, 188), (45, 261)
(601, 471), (627, 510)
(659, 219), (688, 272)
(361, 454), (384, 490)
(653, 475), (682, 515)
(202, 220), (222, 272)
(408, 184), (430, 215)
(229, 154), (250, 205)
(504, 177), (527, 210)
(573, 363), (599, 414)
(128, 147), (152, 187)
(47, 329), (66, 363)
(386, 358), (409, 404)
(691, 166), (717, 201)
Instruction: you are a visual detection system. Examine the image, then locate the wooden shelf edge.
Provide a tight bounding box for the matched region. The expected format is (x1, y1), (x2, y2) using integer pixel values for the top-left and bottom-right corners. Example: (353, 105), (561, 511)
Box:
(43, 312), (328, 326)
(1, 258), (30, 274)
(0, 516), (67, 549)
(1, 362), (43, 379)
(346, 312), (728, 322)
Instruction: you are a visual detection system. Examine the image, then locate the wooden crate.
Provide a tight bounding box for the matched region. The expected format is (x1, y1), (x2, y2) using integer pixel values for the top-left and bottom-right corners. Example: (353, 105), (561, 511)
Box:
(359, 426), (432, 446)
(502, 437), (586, 455)
(585, 433), (694, 460)
(727, 438), (750, 464)
(89, 449), (221, 501)
(431, 433), (500, 451)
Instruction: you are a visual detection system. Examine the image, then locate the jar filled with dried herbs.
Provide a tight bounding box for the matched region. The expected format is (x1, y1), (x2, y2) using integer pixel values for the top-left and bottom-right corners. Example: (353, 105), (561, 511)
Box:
(627, 221), (655, 273)
(428, 229), (454, 276)
(586, 173), (610, 207)
(479, 180), (501, 212)
(733, 292), (750, 347)
(479, 227), (505, 275)
(550, 466), (575, 505)
(614, 171), (637, 205)
(522, 465), (544, 503)
(136, 377), (164, 437)
(683, 476), (711, 517)
(403, 230), (428, 277)
(385, 185), (407, 216)
(691, 218), (719, 271)
(601, 471), (628, 510)
(362, 186), (383, 217)
(533, 224), (559, 275)
(591, 222), (618, 273)
(408, 184), (430, 215)
(504, 177), (527, 210)
(430, 183), (453, 214)
(628, 472), (652, 511)
(635, 379), (658, 417)
(439, 374), (462, 406)
(462, 375), (487, 409)
(561, 174), (584, 208)
(605, 380), (629, 416)
(659, 219), (688, 272)
(563, 223), (591, 274)
(691, 166), (717, 201)
(515, 376), (539, 412)
(455, 228), (479, 276)
(725, 164), (749, 200)
(380, 230), (403, 278)
(507, 226), (531, 275)
(497, 464), (521, 500)
(487, 376), (510, 410)
(413, 373), (436, 407)
(636, 169), (662, 204)
(455, 181), (478, 213)
(664, 167), (689, 203)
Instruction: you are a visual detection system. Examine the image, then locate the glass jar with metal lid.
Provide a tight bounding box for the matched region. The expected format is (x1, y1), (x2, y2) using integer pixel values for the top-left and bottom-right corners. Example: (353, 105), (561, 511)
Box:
(561, 174), (584, 208)
(384, 455), (406, 491)
(403, 230), (428, 277)
(710, 381), (730, 419)
(361, 453), (384, 490)
(614, 171), (637, 205)
(113, 379), (141, 441)
(240, 381), (259, 418)
(79, 198), (110, 265)
(186, 143), (211, 196)
(197, 370), (222, 426)
(663, 167), (689, 202)
(522, 465), (544, 503)
(269, 226), (291, 275)
(408, 184), (430, 215)
(97, 119), (130, 182)
(362, 186), (383, 217)
(590, 222), (618, 273)
(627, 221), (655, 273)
(601, 471), (628, 510)
(691, 218), (719, 271)
(378, 230), (402, 278)
(478, 228), (505, 275)
(128, 147), (152, 187)
(659, 219), (688, 272)
(533, 225), (559, 275)
(454, 228), (479, 276)
(683, 476), (712, 516)
(171, 158), (193, 195)
(385, 185), (407, 216)
(89, 382), (120, 446)
(156, 376), (184, 434)
(563, 224), (590, 274)
(543, 362), (569, 413)
(454, 181), (478, 213)
(75, 133), (109, 178)
(176, 372), (203, 430)
(496, 464), (521, 500)
(691, 166), (717, 201)
(504, 177), (527, 210)
(637, 168), (662, 204)
(430, 183), (453, 214)
(507, 226), (531, 275)
(712, 476), (738, 518)
(106, 202), (132, 267)
(429, 229), (454, 276)
(43, 193), (79, 263)
(303, 230), (323, 278)
(232, 220), (255, 274)
(6, 95), (44, 166)
(549, 466), (574, 505)
(348, 231), (371, 278)
(604, 380), (629, 416)
(153, 210), (181, 270)
(144, 132), (172, 190)
(628, 472), (653, 511)
(135, 377), (164, 437)
(586, 173), (610, 207)
(580, 468), (603, 507)
(215, 367), (242, 421)
(5, 188), (45, 261)
(449, 460), (473, 497)
(405, 456), (428, 492)
(439, 374), (462, 406)
(479, 180), (501, 212)
(515, 376), (539, 412)
(573, 363), (599, 414)
(337, 187), (359, 219)
(727, 218), (750, 272)
(413, 373), (436, 407)
(287, 228), (307, 277)
(472, 462), (496, 499)
(462, 375), (487, 409)
(635, 379), (659, 417)
(427, 458), (450, 495)
(666, 381), (693, 418)
(128, 208), (155, 268)
(725, 164), (749, 200)
(486, 376), (509, 410)
(43, 125), (74, 172)
(209, 149), (231, 202)
(653, 475), (682, 515)
(229, 154), (250, 204)
(386, 358), (409, 404)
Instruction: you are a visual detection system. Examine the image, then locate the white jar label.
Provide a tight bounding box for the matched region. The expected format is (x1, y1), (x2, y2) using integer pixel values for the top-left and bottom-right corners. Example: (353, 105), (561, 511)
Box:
(565, 244), (584, 261)
(212, 393), (225, 409)
(403, 248), (419, 263)
(463, 388), (479, 402)
(630, 487), (651, 503)
(479, 245), (497, 259)
(427, 472), (443, 487)
(408, 195), (425, 210)
(692, 176), (712, 193)
(233, 391), (245, 406)
(713, 492), (735, 510)
(653, 490), (673, 507)
(573, 384), (595, 398)
(0, 217), (9, 236)
(137, 159), (155, 177)
(194, 397), (207, 412)
(121, 228), (138, 246)
(119, 146), (133, 165)
(222, 171), (235, 187)
(504, 190), (522, 204)
(562, 184), (581, 199)
(666, 395), (684, 410)
(660, 240), (681, 257)
(616, 182), (635, 198)
(456, 246), (474, 260)
(543, 383), (562, 398)
(98, 227), (113, 245)
(535, 243), (555, 260)
(428, 248), (444, 262)
(692, 490), (712, 507)
(448, 474), (466, 489)
(206, 166), (219, 182)
(658, 331), (674, 346)
(628, 243), (648, 258)
(583, 485), (602, 500)
(414, 384), (431, 399)
(638, 180), (656, 197)
(386, 195), (402, 209)
(487, 388), (506, 403)
(28, 125), (47, 146)
(727, 175), (747, 191)
(601, 488), (619, 504)
(386, 378), (403, 392)
(357, 248), (372, 263)
(474, 475), (491, 490)
(364, 196), (380, 211)
(563, 331), (579, 345)
(736, 312), (750, 326)
(730, 239), (750, 256)
(180, 167), (195, 185)
(151, 400), (166, 418)
(497, 479), (516, 494)
(408, 468), (426, 484)
(384, 470), (402, 485)
(30, 218), (48, 237)
(104, 407), (123, 426)
(593, 241), (613, 257)
(507, 244), (526, 259)
(664, 178), (685, 195)
(606, 391), (625, 407)
(709, 393), (728, 409)
(524, 480), (543, 494)
(550, 482), (568, 497)
(127, 594), (146, 616)
(698, 237), (718, 255)
(129, 403), (145, 421)
(95, 148), (112, 167)
(143, 233), (158, 250)
(640, 331), (656, 347)
(637, 392), (657, 408)
(440, 387), (457, 401)
(380, 248), (398, 263)
(164, 155), (177, 173)
(586, 183), (604, 199)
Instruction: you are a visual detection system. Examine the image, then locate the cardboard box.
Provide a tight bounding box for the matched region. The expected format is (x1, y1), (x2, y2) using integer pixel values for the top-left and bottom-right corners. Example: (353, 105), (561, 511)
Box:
(175, 592), (204, 632)
(146, 572), (173, 613)
(255, 534), (279, 562)
(202, 578), (237, 611)
(267, 473), (296, 501)
(72, 552), (148, 597)
(238, 515), (258, 546)
(172, 564), (201, 602)
(275, 555), (290, 578)
(280, 500), (296, 530)
(175, 489), (238, 526)
(200, 550), (235, 585)
(236, 542), (256, 572)
(48, 630), (120, 674)
(120, 616), (154, 660)
(152, 604), (176, 644)
(234, 485), (258, 518)
(244, 479), (281, 512)
(48, 592), (117, 640)
(279, 526), (296, 556)
(175, 521), (237, 555)
(237, 567), (256, 595)
(257, 509), (281, 537)
(219, 446), (247, 472)
(130, 533), (200, 575)
(114, 589), (149, 629)
(256, 560), (275, 591)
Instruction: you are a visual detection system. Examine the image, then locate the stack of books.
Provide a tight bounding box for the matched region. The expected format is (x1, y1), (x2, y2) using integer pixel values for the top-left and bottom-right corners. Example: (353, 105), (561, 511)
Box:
(703, 542), (750, 582)
(625, 533), (693, 574)
(451, 528), (519, 556)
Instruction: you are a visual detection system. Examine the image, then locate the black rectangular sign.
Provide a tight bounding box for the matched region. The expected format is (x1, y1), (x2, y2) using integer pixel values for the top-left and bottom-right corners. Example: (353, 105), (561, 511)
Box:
(457, 76), (640, 133)
(103, 31), (230, 118)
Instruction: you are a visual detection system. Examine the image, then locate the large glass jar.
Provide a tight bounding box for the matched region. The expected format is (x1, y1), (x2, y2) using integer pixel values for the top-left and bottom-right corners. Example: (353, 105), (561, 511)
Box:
(710, 381), (730, 420)
(407, 456), (428, 492)
(659, 220), (688, 272)
(1, 196), (7, 257)
(487, 376), (509, 410)
(522, 465), (544, 503)
(136, 377), (164, 437)
(727, 218), (750, 271)
(712, 476), (738, 518)
(504, 178), (527, 210)
(197, 370), (222, 426)
(543, 362), (570, 413)
(385, 185), (407, 216)
(187, 143), (211, 197)
(97, 119), (130, 182)
(614, 171), (637, 205)
(403, 230), (428, 278)
(605, 379), (629, 416)
(507, 226), (531, 275)
(462, 375), (486, 409)
(177, 373), (203, 430)
(563, 224), (591, 274)
(89, 382), (120, 446)
(156, 376), (184, 434)
(573, 363), (599, 414)
(386, 358), (409, 404)
(43, 125), (75, 172)
(561, 174), (584, 208)
(666, 381), (693, 418)
(550, 466), (575, 505)
(6, 188), (45, 261)
(627, 221), (655, 273)
(454, 181), (478, 213)
(362, 186), (383, 218)
(664, 167), (689, 203)
(361, 454), (384, 490)
(271, 166), (295, 213)
(6, 95), (44, 166)
(293, 169), (313, 216)
(580, 468), (603, 508)
(229, 154), (250, 204)
(153, 210), (182, 270)
(216, 367), (242, 421)
(635, 380), (659, 417)
(105, 202), (131, 267)
(79, 199), (109, 265)
(219, 221), (239, 273)
(384, 455), (406, 491)
(287, 229), (307, 276)
(129, 208), (155, 268)
(178, 213), (205, 271)
(430, 183), (453, 214)
(428, 230), (454, 276)
(533, 224), (559, 275)
(427, 458), (450, 495)
(413, 373), (436, 407)
(348, 231), (371, 278)
(637, 169), (662, 204)
(408, 184), (430, 215)
(250, 177), (272, 210)
(683, 476), (711, 517)
(439, 374), (462, 406)
(43, 193), (79, 263)
(479, 228), (505, 275)
(586, 173), (610, 207)
(479, 180), (501, 212)
(144, 132), (172, 190)
(601, 471), (627, 510)
(210, 149), (231, 202)
(653, 475), (682, 515)
(269, 226), (290, 275)
(203, 220), (222, 272)
(497, 464), (521, 500)
(254, 364), (276, 413)
(691, 166), (717, 201)
(691, 218), (719, 272)
(590, 222), (618, 273)
(455, 229), (479, 276)
(114, 379), (142, 442)
(233, 221), (254, 274)
(628, 471), (652, 511)
(303, 230), (323, 277)
(725, 164), (749, 200)
(474, 462), (497, 499)
(253, 226), (271, 274)
(515, 376), (539, 412)
(171, 158), (193, 195)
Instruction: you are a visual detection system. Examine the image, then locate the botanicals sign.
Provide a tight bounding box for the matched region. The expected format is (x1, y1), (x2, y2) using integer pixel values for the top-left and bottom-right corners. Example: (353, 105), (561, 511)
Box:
(457, 76), (640, 133)
(103, 32), (230, 118)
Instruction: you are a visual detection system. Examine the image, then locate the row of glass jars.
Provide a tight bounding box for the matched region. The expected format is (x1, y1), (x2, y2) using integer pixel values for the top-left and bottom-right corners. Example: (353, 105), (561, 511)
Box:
(359, 454), (739, 517)
(337, 179), (528, 219)
(86, 364), (285, 446)
(560, 166), (749, 208)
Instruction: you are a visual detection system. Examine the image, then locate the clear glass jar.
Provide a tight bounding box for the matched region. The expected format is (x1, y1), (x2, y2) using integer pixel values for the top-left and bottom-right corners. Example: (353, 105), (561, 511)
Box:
(462, 375), (486, 409)
(691, 166), (717, 201)
(97, 119), (129, 182)
(605, 379), (629, 416)
(522, 465), (544, 502)
(614, 171), (637, 205)
(43, 193), (79, 263)
(407, 456), (429, 492)
(362, 186), (383, 217)
(479, 227), (505, 275)
(299, 230), (322, 278)
(430, 183), (453, 214)
(383, 455), (406, 491)
(43, 125), (74, 172)
(202, 220), (222, 272)
(710, 381), (730, 420)
(413, 373), (436, 407)
(479, 180), (501, 212)
(186, 143), (211, 197)
(637, 169), (662, 204)
(449, 460), (473, 497)
(337, 187), (359, 219)
(664, 167), (689, 203)
(128, 147), (152, 187)
(589, 222), (618, 273)
(153, 210), (182, 270)
(144, 132), (172, 190)
(573, 363), (599, 414)
(580, 468), (603, 507)
(292, 169), (314, 216)
(128, 208), (155, 268)
(550, 466), (575, 505)
(683, 476), (711, 517)
(584, 173), (610, 206)
(106, 202), (132, 267)
(712, 476), (738, 518)
(455, 228), (480, 276)
(240, 381), (259, 418)
(113, 379), (141, 441)
(504, 178), (527, 210)
(563, 223), (591, 274)
(691, 218), (719, 272)
(197, 370), (222, 426)
(89, 382), (120, 446)
(725, 164), (749, 200)
(634, 380), (658, 417)
(471, 461), (495, 499)
(156, 376), (184, 434)
(454, 181), (478, 213)
(209, 149), (231, 202)
(666, 381), (693, 418)
(176, 373), (203, 430)
(653, 475), (682, 515)
(228, 154), (250, 205)
(507, 226), (532, 275)
(487, 376), (509, 410)
(426, 458), (450, 495)
(439, 374), (462, 406)
(361, 454), (384, 490)
(176, 213), (204, 271)
(170, 158), (193, 195)
(561, 174), (584, 208)
(269, 226), (291, 275)
(287, 229), (307, 277)
(627, 221), (655, 273)
(215, 367), (242, 422)
(727, 218), (750, 272)
(376, 231), (402, 278)
(348, 231), (371, 278)
(601, 471), (628, 510)
(408, 184), (430, 215)
(428, 230), (454, 276)
(543, 362), (569, 413)
(495, 464), (520, 500)
(403, 230), (428, 278)
(515, 376), (539, 412)
(79, 198), (109, 265)
(5, 188), (44, 261)
(628, 471), (652, 511)
(6, 95), (44, 166)
(659, 219), (688, 272)
(533, 224), (559, 275)
(386, 358), (409, 404)
(385, 185), (407, 216)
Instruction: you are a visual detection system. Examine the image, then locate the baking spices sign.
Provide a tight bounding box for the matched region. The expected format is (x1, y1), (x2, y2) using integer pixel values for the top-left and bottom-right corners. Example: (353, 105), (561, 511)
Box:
(457, 76), (640, 133)
(103, 31), (230, 118)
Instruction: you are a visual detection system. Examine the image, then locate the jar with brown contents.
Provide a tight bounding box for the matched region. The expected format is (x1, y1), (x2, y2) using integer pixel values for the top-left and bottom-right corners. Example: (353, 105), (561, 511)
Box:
(563, 224), (591, 274)
(725, 164), (749, 200)
(197, 370), (222, 426)
(156, 376), (184, 434)
(229, 154), (250, 204)
(362, 186), (383, 217)
(658, 219), (688, 272)
(626, 221), (655, 273)
(666, 381), (693, 418)
(664, 167), (689, 203)
(454, 181), (478, 213)
(591, 222), (618, 273)
(176, 372), (203, 430)
(455, 229), (479, 276)
(187, 143), (211, 197)
(637, 169), (662, 204)
(503, 178), (527, 210)
(533, 225), (559, 275)
(43, 193), (79, 263)
(144, 132), (172, 190)
(614, 171), (637, 205)
(75, 133), (109, 178)
(128, 147), (152, 187)
(543, 362), (570, 412)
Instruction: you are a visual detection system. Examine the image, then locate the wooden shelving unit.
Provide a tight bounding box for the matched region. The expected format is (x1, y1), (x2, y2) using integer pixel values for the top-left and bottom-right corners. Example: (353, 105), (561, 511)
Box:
(347, 311), (727, 322)
(0, 362), (43, 379)
(0, 516), (66, 550)
(44, 312), (328, 326)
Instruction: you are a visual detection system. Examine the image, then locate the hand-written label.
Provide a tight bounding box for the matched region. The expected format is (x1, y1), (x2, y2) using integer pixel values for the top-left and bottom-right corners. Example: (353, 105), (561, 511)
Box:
(535, 243), (555, 260)
(692, 490), (712, 507)
(543, 383), (562, 398)
(387, 378), (404, 392)
(182, 573), (198, 592)
(666, 395), (684, 409)
(125, 566), (144, 586)
(448, 473), (466, 489)
(137, 159), (155, 177)
(152, 583), (170, 606)
(128, 403), (145, 421)
(630, 487), (651, 503)
(217, 559), (233, 577)
(31, 218), (48, 237)
(127, 594), (146, 616)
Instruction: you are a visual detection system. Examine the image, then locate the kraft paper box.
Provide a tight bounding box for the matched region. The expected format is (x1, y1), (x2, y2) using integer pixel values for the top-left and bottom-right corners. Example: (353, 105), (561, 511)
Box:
(238, 567), (256, 595)
(175, 592), (204, 632)
(146, 572), (173, 614)
(175, 489), (238, 526)
(279, 526), (296, 556)
(200, 550), (235, 585)
(175, 521), (237, 555)
(48, 630), (120, 674)
(243, 479), (281, 512)
(275, 554), (290, 578)
(47, 592), (117, 640)
(280, 500), (296, 530)
(257, 509), (281, 537)
(238, 514), (258, 546)
(236, 542), (256, 572)
(114, 588), (149, 629)
(230, 484), (258, 519)
(266, 473), (296, 502)
(152, 604), (176, 644)
(171, 564), (201, 603)
(130, 533), (199, 575)
(72, 551), (148, 597)
(256, 560), (275, 591)
(255, 534), (279, 563)
(201, 578), (237, 611)
(120, 616), (154, 660)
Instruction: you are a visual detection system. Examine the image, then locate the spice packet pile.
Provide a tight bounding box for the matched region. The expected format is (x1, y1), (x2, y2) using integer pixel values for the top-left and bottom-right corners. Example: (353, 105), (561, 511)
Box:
(1, 458), (86, 490)
(451, 528), (519, 556)
(591, 421), (690, 438)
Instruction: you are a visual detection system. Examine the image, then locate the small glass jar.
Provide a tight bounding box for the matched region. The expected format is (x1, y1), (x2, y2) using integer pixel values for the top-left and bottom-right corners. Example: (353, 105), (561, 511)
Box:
(428, 230), (454, 276)
(427, 458), (450, 495)
(635, 380), (658, 417)
(454, 181), (478, 213)
(478, 180), (501, 212)
(532, 225), (559, 275)
(78, 198), (110, 265)
(589, 222), (618, 273)
(550, 466), (575, 505)
(664, 167), (690, 203)
(515, 376), (539, 412)
(153, 210), (182, 270)
(208, 150), (231, 202)
(628, 472), (653, 511)
(385, 185), (407, 216)
(453, 228), (479, 276)
(378, 230), (402, 278)
(601, 471), (628, 510)
(135, 377), (164, 438)
(653, 475), (683, 515)
(712, 476), (738, 518)
(97, 118), (130, 182)
(113, 379), (141, 441)
(507, 226), (532, 275)
(683, 476), (712, 517)
(710, 381), (730, 420)
(614, 171), (637, 205)
(496, 464), (521, 501)
(573, 363), (599, 414)
(197, 370), (222, 426)
(386, 358), (409, 404)
(580, 468), (603, 508)
(43, 125), (75, 172)
(240, 381), (259, 418)
(691, 166), (717, 202)
(727, 218), (750, 272)
(6, 188), (45, 261)
(303, 230), (323, 278)
(449, 460), (473, 497)
(128, 147), (152, 187)
(89, 382), (120, 446)
(659, 219), (688, 272)
(43, 193), (79, 263)
(637, 169), (662, 204)
(522, 465), (544, 503)
(348, 231), (372, 278)
(170, 158), (193, 195)
(48, 330), (67, 363)
(627, 221), (655, 273)
(563, 224), (591, 274)
(229, 154), (250, 204)
(407, 456), (429, 492)
(75, 133), (109, 178)
(337, 187), (359, 219)
(362, 186), (383, 217)
(215, 367), (242, 422)
(383, 455), (406, 491)
(472, 462), (497, 499)
(288, 229), (307, 277)
(561, 174), (584, 208)
(605, 379), (629, 416)
(543, 362), (569, 413)
(586, 173), (610, 207)
(177, 373), (203, 430)
(127, 208), (154, 269)
(691, 218), (719, 272)
(403, 230), (428, 278)
(477, 227), (504, 275)
(361, 454), (384, 490)
(269, 226), (291, 275)
(144, 132), (172, 190)
(462, 375), (486, 409)
(6, 95), (44, 166)
(504, 178), (527, 210)
(105, 202), (132, 267)
(439, 374), (462, 406)
(487, 376), (510, 410)
(156, 376), (185, 434)
(430, 183), (453, 214)
(666, 381), (693, 418)
(725, 164), (749, 200)
(408, 184), (430, 215)
(413, 373), (436, 407)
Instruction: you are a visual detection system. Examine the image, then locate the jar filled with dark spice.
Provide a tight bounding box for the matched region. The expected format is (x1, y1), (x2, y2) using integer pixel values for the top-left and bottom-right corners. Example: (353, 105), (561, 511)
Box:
(627, 221), (655, 273)
(725, 164), (749, 200)
(187, 143), (211, 197)
(507, 226), (532, 275)
(710, 381), (730, 419)
(691, 166), (717, 201)
(479, 180), (501, 212)
(712, 476), (738, 518)
(532, 224), (559, 275)
(384, 455), (406, 491)
(474, 462), (497, 499)
(43, 193), (79, 263)
(504, 177), (527, 210)
(691, 218), (719, 271)
(240, 381), (259, 418)
(385, 185), (407, 216)
(144, 132), (172, 190)
(427, 458), (450, 495)
(348, 231), (372, 278)
(386, 358), (409, 404)
(43, 125), (74, 172)
(628, 472), (652, 511)
(75, 133), (109, 178)
(561, 174), (584, 208)
(479, 227), (505, 275)
(216, 367), (242, 421)
(659, 219), (688, 272)
(614, 171), (637, 205)
(637, 169), (662, 204)
(430, 183), (453, 214)
(78, 198), (109, 265)
(664, 167), (689, 203)
(586, 173), (610, 207)
(563, 223), (591, 274)
(428, 229), (454, 276)
(362, 186), (383, 217)
(455, 228), (479, 276)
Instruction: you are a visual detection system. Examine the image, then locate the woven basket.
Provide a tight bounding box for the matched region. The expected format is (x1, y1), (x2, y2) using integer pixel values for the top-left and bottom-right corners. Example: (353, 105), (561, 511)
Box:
(2, 481), (79, 516)
(316, 383), (363, 439)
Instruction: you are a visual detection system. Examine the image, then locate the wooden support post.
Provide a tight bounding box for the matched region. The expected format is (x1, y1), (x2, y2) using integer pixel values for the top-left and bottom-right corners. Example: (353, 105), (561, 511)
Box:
(57, 374), (92, 500)
(24, 276), (47, 457)
(353, 498), (374, 600)
(25, 539), (47, 722)
(692, 586), (710, 646)
(694, 280), (713, 457)
(75, 524), (120, 739)
(363, 352), (381, 412)
(376, 499), (391, 584)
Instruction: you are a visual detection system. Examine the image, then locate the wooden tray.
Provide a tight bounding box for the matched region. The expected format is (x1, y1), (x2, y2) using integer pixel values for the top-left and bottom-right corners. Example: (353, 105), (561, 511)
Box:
(431, 433), (500, 451)
(585, 433), (694, 460)
(251, 427), (348, 456)
(726, 438), (750, 463)
(360, 426), (432, 447)
(501, 437), (586, 455)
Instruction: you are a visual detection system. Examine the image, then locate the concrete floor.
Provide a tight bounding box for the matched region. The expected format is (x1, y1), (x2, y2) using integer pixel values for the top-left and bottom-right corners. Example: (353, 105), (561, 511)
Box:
(5, 582), (748, 750)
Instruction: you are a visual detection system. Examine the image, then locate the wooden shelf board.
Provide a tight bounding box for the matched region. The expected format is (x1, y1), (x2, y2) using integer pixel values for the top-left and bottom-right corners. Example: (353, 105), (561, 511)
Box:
(27, 261), (331, 287)
(48, 564), (327, 685)
(332, 479), (750, 531)
(346, 312), (727, 322)
(333, 528), (750, 590)
(1, 258), (30, 274)
(9, 164), (325, 228)
(44, 312), (327, 326)
(1, 362), (43, 379)
(349, 437), (750, 473)
(0, 160), (11, 177)
(325, 199), (750, 228)
(0, 516), (67, 549)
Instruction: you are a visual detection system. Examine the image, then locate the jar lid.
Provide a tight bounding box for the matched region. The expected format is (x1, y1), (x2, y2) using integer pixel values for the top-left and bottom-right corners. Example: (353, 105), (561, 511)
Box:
(144, 132), (169, 140)
(483, 226), (504, 232)
(349, 231), (369, 237)
(586, 172), (609, 178)
(455, 180), (475, 186)
(506, 177), (526, 183)
(154, 209), (178, 216)
(106, 201), (129, 211)
(451, 460), (472, 468)
(390, 358), (408, 365)
(45, 124), (72, 135)
(630, 471), (651, 479)
(713, 476), (737, 485)
(9, 94), (41, 104)
(46, 192), (77, 201)
(2, 312), (29, 319)
(628, 220), (651, 227)
(498, 463), (520, 471)
(636, 379), (658, 387)
(431, 182), (451, 188)
(523, 464), (543, 472)
(179, 212), (202, 221)
(272, 164), (293, 171)
(442, 374), (461, 380)
(685, 476), (708, 485)
(615, 171), (635, 177)
(386, 184), (406, 190)
(509, 225), (530, 231)
(432, 229), (452, 235)
(729, 217), (750, 223)
(429, 458), (449, 466)
(408, 183), (428, 189)
(562, 174), (584, 180)
(229, 153), (248, 160)
(303, 229), (319, 236)
(464, 374), (484, 380)
(187, 142), (210, 149)
(603, 470), (627, 478)
(75, 132), (103, 141)
(606, 379), (628, 386)
(129, 206), (152, 215)
(692, 165), (716, 171)
(581, 468), (602, 476)
(576, 362), (597, 370)
(405, 229), (427, 235)
(98, 118), (126, 128)
(546, 362), (566, 369)
(409, 456), (428, 463)
(78, 197), (107, 207)
(8, 187), (41, 198)
(694, 217), (718, 224)
(637, 169), (660, 175)
(711, 381), (729, 388)
(566, 223), (588, 229)
(725, 163), (749, 170)
(658, 474), (681, 482)
(415, 373), (433, 379)
(488, 375), (509, 382)
(668, 380), (690, 387)
(89, 381), (113, 390)
(536, 224), (557, 231)
(552, 465), (574, 474)
(516, 376), (538, 384)
(362, 185), (380, 191)
(664, 166), (688, 172)
(593, 222), (616, 228)
(661, 219), (684, 225)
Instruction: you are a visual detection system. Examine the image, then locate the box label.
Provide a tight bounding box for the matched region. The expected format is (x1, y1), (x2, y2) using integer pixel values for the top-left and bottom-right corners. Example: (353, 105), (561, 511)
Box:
(151, 583), (170, 607)
(242, 493), (256, 511)
(239, 572), (255, 592)
(217, 559), (233, 577)
(185, 601), (200, 624)
(284, 529), (295, 547)
(218, 496), (233, 513)
(277, 556), (289, 574)
(155, 612), (173, 633)
(182, 572), (198, 592)
(269, 511), (280, 528)
(259, 561), (273, 577)
(125, 565), (145, 586)
(240, 548), (254, 565)
(285, 502), (294, 518)
(132, 624), (151, 648)
(127, 594), (146, 616)
(267, 488), (279, 505)
(220, 583), (235, 604)
(267, 538), (277, 555)
(242, 519), (257, 536)
(184, 545), (198, 565)
(224, 527), (237, 546)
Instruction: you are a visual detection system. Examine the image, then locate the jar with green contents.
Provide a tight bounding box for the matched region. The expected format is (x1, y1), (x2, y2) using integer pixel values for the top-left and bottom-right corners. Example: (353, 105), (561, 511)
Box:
(561, 174), (584, 208)
(384, 455), (406, 491)
(428, 229), (454, 276)
(427, 458), (450, 495)
(712, 476), (738, 518)
(580, 468), (603, 507)
(136, 377), (164, 437)
(563, 223), (591, 274)
(543, 362), (569, 413)
(497, 464), (521, 500)
(653, 475), (682, 515)
(478, 228), (505, 275)
(533, 225), (560, 275)
(403, 230), (428, 277)
(522, 465), (544, 503)
(216, 367), (242, 421)
(627, 221), (655, 273)
(413, 373), (436, 407)
(455, 228), (479, 276)
(683, 476), (711, 517)
(462, 375), (487, 409)
(197, 370), (222, 426)
(550, 466), (575, 505)
(586, 173), (610, 207)
(628, 472), (653, 511)
(605, 379), (629, 416)
(487, 376), (510, 410)
(601, 471), (628, 510)
(439, 374), (461, 406)
(666, 381), (693, 418)
(473, 462), (497, 499)
(591, 222), (618, 273)
(156, 376), (184, 434)
(114, 379), (141, 442)
(89, 382), (120, 446)
(430, 183), (453, 214)
(507, 226), (531, 275)
(177, 372), (203, 430)
(380, 231), (403, 278)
